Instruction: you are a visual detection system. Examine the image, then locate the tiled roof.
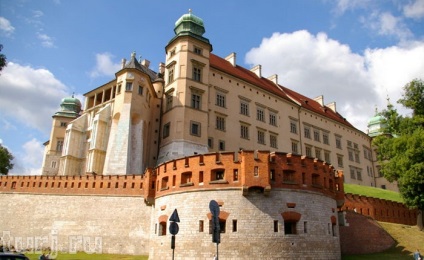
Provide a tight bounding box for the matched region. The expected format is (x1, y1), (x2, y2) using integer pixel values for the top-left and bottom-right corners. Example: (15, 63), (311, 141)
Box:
(210, 53), (355, 129)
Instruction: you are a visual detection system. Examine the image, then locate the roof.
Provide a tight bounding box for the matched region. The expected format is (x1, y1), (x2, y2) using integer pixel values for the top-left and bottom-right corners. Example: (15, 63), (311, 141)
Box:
(123, 52), (159, 81)
(209, 53), (356, 129)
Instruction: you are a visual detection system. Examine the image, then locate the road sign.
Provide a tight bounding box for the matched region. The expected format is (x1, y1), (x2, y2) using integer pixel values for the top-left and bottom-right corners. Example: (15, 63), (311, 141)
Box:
(169, 222), (179, 235)
(170, 209), (180, 222)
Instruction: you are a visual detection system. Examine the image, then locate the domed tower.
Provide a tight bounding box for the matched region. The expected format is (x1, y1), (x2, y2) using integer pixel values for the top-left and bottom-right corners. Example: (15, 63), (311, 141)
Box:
(41, 95), (82, 176)
(157, 10), (213, 164)
(367, 108), (386, 137)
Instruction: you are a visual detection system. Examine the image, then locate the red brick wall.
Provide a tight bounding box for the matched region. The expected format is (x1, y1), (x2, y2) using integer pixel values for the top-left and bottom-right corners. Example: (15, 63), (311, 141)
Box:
(339, 211), (395, 255)
(342, 193), (417, 225)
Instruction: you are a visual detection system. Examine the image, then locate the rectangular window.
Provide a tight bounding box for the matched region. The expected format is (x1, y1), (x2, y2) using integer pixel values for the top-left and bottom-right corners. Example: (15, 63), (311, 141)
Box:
(313, 129), (320, 142)
(304, 221), (308, 233)
(60, 122), (67, 127)
(315, 148), (322, 160)
(284, 221), (297, 235)
(56, 139), (64, 152)
(208, 138), (213, 149)
(350, 168), (356, 179)
(290, 121), (297, 134)
(274, 220), (279, 232)
(337, 155), (343, 167)
(126, 82), (132, 91)
(216, 116), (226, 131)
(269, 112), (277, 126)
(233, 169), (239, 181)
(270, 169), (275, 181)
(304, 126), (311, 139)
(216, 92), (226, 108)
(191, 94), (201, 109)
(199, 220), (204, 232)
(168, 67), (174, 83)
(219, 140), (225, 151)
(190, 121), (201, 136)
(254, 166), (259, 177)
(355, 152), (360, 163)
(256, 107), (265, 122)
(138, 86), (144, 95)
(306, 146), (312, 157)
(336, 136), (342, 149)
(166, 94), (173, 111)
(240, 101), (249, 116)
(291, 141), (299, 154)
(348, 150), (354, 161)
(117, 84), (121, 94)
(241, 124), (249, 139)
(357, 169), (362, 180)
(194, 47), (202, 55)
(323, 132), (329, 145)
(257, 130), (265, 144)
(324, 151), (331, 163)
(270, 134), (277, 148)
(163, 122), (170, 138)
(193, 67), (201, 82)
(232, 220), (237, 232)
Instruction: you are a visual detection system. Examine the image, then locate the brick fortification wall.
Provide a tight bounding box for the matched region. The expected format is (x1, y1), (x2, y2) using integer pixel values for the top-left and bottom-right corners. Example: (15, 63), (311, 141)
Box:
(339, 211), (395, 255)
(0, 151), (415, 259)
(0, 175), (152, 255)
(342, 193), (417, 225)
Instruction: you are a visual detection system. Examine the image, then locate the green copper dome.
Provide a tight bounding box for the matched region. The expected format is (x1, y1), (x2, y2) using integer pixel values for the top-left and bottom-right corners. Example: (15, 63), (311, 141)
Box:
(54, 94), (82, 118)
(367, 109), (386, 137)
(174, 9), (206, 36)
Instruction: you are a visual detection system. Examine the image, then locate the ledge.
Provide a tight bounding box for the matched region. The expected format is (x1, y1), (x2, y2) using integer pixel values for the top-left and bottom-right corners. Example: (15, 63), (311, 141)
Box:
(209, 180), (229, 185)
(179, 182), (194, 187)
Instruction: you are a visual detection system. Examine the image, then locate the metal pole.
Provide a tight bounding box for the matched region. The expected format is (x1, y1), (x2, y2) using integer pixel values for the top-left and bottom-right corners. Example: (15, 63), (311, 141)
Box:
(172, 248), (174, 260)
(216, 243), (219, 260)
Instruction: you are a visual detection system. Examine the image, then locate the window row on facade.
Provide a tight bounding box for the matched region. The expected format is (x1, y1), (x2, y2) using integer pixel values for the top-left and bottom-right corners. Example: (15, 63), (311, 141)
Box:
(156, 217), (337, 237)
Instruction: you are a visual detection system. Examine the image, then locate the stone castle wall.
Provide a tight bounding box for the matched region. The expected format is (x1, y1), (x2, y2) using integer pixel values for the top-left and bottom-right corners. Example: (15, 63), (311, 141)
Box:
(0, 193), (152, 255)
(151, 189), (341, 260)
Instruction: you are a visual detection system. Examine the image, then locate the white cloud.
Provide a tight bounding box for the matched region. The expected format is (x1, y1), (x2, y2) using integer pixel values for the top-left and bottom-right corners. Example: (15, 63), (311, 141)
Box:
(245, 31), (424, 132)
(332, 0), (372, 15)
(361, 11), (413, 41)
(37, 32), (55, 48)
(0, 62), (70, 135)
(0, 17), (15, 36)
(10, 138), (43, 175)
(403, 0), (424, 19)
(89, 52), (121, 78)
(32, 10), (44, 18)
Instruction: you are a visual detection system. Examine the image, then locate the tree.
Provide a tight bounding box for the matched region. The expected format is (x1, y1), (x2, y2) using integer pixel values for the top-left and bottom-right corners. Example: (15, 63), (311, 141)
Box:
(0, 44), (6, 73)
(0, 144), (14, 175)
(373, 79), (424, 229)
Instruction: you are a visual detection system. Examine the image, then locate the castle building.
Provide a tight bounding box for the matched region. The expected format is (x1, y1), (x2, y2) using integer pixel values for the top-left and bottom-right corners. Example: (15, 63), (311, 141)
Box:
(42, 10), (389, 191)
(9, 11), (411, 259)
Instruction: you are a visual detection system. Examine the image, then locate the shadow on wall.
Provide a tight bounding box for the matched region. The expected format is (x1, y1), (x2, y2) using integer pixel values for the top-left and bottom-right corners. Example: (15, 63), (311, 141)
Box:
(339, 211), (395, 255)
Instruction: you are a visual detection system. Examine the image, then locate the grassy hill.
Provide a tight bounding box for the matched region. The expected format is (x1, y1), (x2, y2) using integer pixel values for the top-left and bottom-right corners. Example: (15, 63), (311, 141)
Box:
(344, 183), (403, 203)
(342, 222), (423, 259)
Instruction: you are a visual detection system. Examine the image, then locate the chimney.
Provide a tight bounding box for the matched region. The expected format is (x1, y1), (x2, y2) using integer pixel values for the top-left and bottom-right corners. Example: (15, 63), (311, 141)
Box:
(121, 58), (126, 69)
(225, 52), (237, 67)
(326, 102), (336, 113)
(250, 64), (262, 78)
(142, 59), (150, 68)
(159, 62), (165, 75)
(314, 95), (324, 106)
(267, 74), (278, 85)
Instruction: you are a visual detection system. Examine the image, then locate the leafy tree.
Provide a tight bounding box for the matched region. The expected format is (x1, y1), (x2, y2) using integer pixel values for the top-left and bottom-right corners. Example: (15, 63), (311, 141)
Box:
(373, 79), (424, 229)
(0, 144), (14, 175)
(0, 44), (6, 73)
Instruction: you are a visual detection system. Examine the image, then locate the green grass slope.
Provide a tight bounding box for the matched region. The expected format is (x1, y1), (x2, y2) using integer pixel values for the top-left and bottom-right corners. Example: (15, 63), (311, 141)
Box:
(344, 183), (403, 203)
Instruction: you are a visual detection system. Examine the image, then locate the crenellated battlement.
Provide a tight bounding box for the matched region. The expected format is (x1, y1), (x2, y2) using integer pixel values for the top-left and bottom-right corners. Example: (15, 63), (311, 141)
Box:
(0, 174), (145, 196)
(342, 192), (418, 225)
(150, 150), (345, 204)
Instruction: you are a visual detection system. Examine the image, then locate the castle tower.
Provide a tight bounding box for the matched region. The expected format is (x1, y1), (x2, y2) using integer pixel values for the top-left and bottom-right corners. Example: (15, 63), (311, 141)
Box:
(102, 52), (163, 175)
(157, 10), (213, 164)
(41, 95), (81, 175)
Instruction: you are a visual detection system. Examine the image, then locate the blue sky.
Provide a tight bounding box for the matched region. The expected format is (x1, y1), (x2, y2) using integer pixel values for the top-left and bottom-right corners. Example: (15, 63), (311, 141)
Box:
(0, 0), (423, 175)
